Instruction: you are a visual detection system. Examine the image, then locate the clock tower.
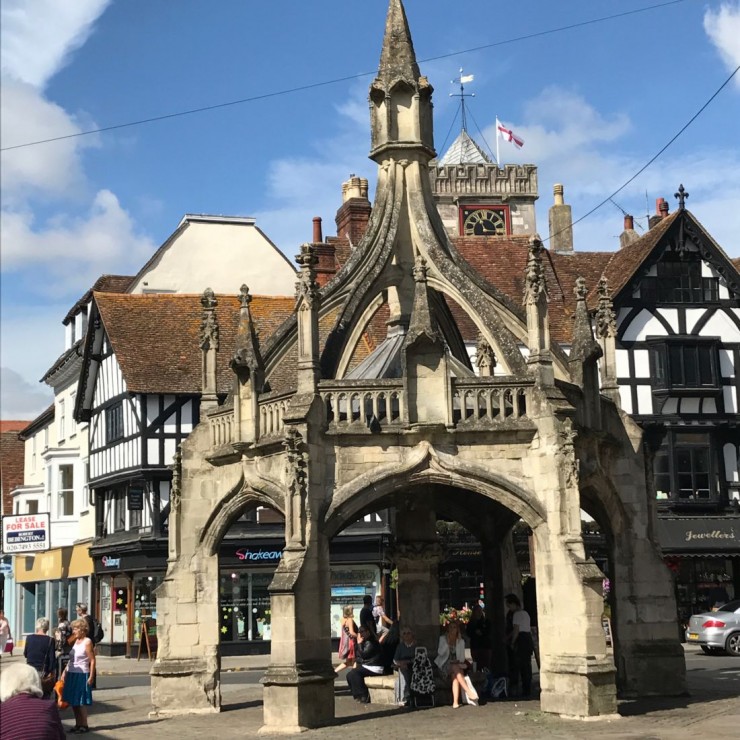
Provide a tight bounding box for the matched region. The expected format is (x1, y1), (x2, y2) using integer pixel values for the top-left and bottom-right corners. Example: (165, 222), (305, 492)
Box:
(429, 78), (538, 238)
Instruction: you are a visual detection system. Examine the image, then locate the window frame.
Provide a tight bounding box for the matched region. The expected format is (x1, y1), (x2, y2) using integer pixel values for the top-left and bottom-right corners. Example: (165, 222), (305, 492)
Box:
(653, 431), (719, 506)
(58, 464), (74, 518)
(641, 257), (719, 304)
(105, 401), (124, 444)
(649, 338), (720, 396)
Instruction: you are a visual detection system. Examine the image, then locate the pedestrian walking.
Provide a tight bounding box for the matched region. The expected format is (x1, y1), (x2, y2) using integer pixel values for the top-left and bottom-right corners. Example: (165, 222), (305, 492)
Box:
(61, 619), (96, 734)
(0, 609), (13, 656)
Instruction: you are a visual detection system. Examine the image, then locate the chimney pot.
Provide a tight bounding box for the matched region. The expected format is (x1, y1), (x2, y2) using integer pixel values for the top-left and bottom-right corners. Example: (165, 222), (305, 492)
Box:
(659, 199), (669, 218)
(312, 217), (323, 243)
(624, 214), (634, 230)
(553, 183), (564, 206)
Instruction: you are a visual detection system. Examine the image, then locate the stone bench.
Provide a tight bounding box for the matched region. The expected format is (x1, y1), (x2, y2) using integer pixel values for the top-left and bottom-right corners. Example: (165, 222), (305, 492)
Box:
(364, 672), (488, 706)
(364, 675), (397, 705)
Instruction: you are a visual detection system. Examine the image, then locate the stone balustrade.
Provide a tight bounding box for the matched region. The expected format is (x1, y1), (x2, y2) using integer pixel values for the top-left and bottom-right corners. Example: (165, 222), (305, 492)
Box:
(450, 377), (534, 427)
(208, 405), (235, 447)
(319, 380), (405, 431)
(259, 392), (293, 439)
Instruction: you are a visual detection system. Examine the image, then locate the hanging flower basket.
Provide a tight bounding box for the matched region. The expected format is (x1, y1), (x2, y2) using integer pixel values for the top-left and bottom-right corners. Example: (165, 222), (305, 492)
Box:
(439, 606), (472, 627)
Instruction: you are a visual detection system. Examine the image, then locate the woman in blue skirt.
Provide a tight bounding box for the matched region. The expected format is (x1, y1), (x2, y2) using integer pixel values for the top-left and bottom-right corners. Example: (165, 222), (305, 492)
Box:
(61, 619), (96, 733)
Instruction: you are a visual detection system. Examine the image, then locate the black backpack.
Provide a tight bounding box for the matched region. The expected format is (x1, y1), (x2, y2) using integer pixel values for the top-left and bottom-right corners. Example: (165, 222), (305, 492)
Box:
(93, 619), (104, 644)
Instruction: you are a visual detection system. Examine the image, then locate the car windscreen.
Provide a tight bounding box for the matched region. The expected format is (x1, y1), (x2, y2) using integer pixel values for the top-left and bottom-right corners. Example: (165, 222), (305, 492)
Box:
(715, 600), (740, 612)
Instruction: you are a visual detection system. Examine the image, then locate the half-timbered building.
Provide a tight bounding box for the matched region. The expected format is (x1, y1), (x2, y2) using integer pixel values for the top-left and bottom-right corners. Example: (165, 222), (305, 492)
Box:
(591, 192), (740, 622)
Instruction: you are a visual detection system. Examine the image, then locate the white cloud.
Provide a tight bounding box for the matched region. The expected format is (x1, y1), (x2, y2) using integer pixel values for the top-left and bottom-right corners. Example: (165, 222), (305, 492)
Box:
(0, 367), (53, 420)
(704, 2), (740, 85)
(1, 190), (155, 295)
(1, 0), (111, 89)
(0, 79), (93, 202)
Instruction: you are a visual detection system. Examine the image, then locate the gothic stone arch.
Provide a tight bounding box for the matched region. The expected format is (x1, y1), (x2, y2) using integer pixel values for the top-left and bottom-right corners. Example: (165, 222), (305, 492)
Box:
(151, 2), (685, 732)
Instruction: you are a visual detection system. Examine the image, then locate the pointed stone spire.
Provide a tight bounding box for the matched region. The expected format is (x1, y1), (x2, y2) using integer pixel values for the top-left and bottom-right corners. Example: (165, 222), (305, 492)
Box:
(377, 0), (420, 88)
(231, 285), (264, 386)
(405, 256), (443, 347)
(369, 0), (435, 162)
(569, 277), (602, 389)
(199, 288), (219, 412)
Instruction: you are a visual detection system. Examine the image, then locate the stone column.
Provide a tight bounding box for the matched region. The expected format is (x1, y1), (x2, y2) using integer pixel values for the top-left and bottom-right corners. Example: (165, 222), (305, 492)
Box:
(392, 504), (443, 654)
(261, 536), (335, 734)
(610, 532), (687, 698)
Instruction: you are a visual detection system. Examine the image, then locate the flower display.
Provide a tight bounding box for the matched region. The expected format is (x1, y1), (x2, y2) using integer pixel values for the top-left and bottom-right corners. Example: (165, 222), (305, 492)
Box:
(439, 606), (472, 626)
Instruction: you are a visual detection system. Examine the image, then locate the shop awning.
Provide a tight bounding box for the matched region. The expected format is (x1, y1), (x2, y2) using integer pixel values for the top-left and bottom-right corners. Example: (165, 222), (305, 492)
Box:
(657, 516), (740, 553)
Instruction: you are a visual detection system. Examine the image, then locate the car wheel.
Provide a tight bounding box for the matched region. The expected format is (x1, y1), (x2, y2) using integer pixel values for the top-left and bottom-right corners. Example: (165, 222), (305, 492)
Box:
(725, 632), (740, 657)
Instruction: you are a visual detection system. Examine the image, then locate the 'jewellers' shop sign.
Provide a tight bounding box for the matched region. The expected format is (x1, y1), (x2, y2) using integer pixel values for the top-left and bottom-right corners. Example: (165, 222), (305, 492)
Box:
(1, 514), (51, 553)
(658, 517), (740, 551)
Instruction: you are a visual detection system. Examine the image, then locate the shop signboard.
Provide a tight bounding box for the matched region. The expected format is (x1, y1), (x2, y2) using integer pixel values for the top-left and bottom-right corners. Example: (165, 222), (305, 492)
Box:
(657, 517), (740, 551)
(1, 513), (50, 553)
(128, 485), (145, 511)
(235, 547), (283, 563)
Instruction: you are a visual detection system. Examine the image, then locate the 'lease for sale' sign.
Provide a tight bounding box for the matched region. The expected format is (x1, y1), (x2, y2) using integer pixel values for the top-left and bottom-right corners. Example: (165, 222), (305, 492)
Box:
(1, 513), (50, 553)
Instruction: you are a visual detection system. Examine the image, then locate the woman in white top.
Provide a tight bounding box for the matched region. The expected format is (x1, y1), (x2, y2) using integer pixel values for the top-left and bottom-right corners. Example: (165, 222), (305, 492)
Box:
(434, 621), (478, 708)
(61, 619), (96, 733)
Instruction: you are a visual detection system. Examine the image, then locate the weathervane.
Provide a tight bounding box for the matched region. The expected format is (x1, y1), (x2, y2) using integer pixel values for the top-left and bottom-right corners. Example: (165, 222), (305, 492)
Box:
(450, 68), (475, 132)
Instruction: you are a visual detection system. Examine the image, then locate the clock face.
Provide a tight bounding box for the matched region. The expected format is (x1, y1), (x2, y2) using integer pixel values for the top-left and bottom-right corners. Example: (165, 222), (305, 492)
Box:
(462, 208), (507, 236)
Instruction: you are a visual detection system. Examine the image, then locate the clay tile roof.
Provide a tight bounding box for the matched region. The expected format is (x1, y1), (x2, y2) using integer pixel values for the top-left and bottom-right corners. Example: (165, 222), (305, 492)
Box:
(64, 274), (135, 324)
(94, 293), (295, 394)
(0, 421), (28, 433)
(453, 235), (613, 344)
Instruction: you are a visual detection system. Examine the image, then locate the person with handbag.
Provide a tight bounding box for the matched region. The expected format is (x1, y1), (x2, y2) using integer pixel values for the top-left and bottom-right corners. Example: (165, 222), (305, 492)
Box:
(0, 609), (12, 656)
(334, 606), (358, 674)
(434, 621), (479, 708)
(61, 618), (96, 734)
(23, 617), (57, 698)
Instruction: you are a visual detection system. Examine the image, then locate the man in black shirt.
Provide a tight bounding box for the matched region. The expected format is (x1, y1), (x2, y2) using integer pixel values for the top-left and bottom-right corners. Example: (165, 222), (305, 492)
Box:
(75, 603), (95, 644)
(359, 594), (377, 638)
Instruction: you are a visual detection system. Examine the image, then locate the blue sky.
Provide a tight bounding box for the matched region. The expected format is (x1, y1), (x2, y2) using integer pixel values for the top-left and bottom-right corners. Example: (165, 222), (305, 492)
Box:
(1, 0), (739, 419)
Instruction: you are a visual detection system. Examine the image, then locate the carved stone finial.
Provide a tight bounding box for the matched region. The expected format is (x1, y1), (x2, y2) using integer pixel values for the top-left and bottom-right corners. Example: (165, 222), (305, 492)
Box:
(476, 334), (496, 373)
(295, 243), (320, 306)
(595, 277), (617, 339)
(574, 276), (587, 302)
(199, 288), (219, 351)
(412, 255), (428, 283)
(675, 184), (689, 211)
(239, 284), (252, 309)
(524, 236), (546, 305)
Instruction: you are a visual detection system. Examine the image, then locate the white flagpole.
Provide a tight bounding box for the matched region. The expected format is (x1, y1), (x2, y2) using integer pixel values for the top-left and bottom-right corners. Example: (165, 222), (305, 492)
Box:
(495, 116), (500, 167)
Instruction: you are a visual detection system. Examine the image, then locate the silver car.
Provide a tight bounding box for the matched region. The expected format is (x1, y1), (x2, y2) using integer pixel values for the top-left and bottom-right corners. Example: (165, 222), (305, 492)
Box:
(686, 600), (740, 656)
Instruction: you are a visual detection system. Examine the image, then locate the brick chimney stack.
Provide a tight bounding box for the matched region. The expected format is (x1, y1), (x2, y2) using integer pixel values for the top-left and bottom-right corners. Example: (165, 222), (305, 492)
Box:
(619, 214), (639, 248)
(312, 217), (323, 243)
(649, 197), (669, 229)
(548, 183), (573, 253)
(335, 174), (371, 246)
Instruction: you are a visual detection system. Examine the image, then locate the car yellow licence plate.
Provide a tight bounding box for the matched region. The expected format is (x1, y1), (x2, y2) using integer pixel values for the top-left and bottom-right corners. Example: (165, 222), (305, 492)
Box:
(688, 633), (699, 640)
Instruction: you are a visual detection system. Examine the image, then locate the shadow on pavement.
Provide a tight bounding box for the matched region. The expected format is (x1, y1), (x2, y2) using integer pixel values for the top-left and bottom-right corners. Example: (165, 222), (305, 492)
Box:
(222, 699), (262, 712)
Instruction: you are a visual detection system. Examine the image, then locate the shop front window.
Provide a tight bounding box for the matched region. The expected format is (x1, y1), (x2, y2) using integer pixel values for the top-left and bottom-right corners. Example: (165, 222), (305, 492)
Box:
(132, 574), (161, 645)
(329, 566), (380, 638)
(219, 571), (272, 642)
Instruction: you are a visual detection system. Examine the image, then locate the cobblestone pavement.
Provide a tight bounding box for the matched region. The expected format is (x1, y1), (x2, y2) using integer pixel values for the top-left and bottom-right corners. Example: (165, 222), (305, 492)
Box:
(2, 650), (738, 738)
